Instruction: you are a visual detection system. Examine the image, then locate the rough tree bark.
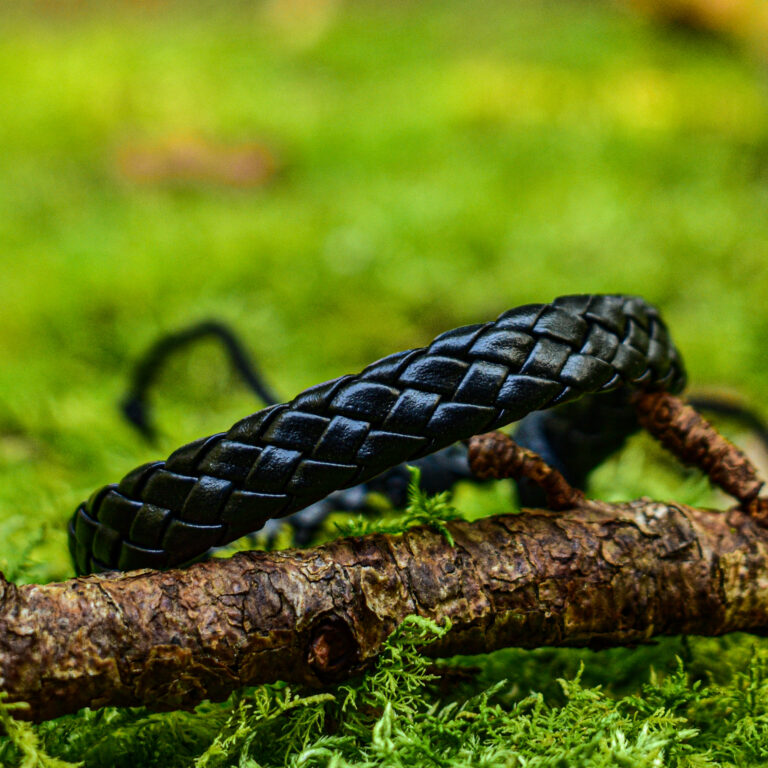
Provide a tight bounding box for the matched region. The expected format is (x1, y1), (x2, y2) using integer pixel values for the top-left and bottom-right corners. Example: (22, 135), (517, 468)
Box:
(1, 393), (767, 723)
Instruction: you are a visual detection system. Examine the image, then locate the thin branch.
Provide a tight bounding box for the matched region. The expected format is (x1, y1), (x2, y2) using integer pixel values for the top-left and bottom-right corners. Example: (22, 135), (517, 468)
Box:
(632, 391), (764, 506)
(467, 432), (584, 510)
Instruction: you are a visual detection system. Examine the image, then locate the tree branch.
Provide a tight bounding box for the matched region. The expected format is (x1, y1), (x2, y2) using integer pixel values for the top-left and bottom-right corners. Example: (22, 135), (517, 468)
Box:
(3, 496), (768, 722)
(4, 393), (768, 723)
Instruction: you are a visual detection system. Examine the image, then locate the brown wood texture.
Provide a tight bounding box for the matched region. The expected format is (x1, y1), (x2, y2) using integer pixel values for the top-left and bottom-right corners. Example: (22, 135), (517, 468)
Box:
(2, 497), (768, 722)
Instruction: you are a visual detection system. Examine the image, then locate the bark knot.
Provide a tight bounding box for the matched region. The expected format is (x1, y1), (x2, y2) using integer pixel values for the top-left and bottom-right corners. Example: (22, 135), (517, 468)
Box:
(307, 615), (359, 682)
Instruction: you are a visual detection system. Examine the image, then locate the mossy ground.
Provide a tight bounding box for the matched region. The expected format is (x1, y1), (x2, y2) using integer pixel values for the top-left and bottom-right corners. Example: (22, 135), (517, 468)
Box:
(2, 0), (768, 764)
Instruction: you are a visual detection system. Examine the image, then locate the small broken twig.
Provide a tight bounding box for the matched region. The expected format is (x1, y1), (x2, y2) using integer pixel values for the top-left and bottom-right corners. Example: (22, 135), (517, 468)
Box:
(633, 391), (764, 507)
(467, 432), (584, 510)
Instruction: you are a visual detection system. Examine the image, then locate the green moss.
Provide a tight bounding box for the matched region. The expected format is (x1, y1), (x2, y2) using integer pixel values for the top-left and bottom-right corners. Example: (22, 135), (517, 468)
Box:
(333, 466), (463, 544)
(3, 620), (768, 767)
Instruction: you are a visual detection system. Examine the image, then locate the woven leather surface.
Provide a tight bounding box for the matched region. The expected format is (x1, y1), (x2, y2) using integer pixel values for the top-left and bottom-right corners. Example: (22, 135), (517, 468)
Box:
(69, 294), (686, 574)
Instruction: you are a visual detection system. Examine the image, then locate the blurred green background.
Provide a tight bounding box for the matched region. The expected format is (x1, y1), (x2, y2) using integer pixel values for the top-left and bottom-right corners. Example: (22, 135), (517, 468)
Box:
(1, 0), (767, 579)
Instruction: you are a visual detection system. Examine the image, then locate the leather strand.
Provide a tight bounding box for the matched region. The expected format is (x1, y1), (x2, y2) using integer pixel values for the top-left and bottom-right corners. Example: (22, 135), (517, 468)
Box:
(69, 294), (686, 574)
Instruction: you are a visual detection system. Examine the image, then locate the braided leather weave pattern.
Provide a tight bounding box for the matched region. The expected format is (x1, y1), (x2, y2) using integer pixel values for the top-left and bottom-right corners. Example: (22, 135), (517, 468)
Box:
(69, 294), (686, 574)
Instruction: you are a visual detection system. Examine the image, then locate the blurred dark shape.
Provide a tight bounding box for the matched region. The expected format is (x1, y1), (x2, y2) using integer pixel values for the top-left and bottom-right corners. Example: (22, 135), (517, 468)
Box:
(626, 0), (768, 53)
(121, 320), (280, 443)
(115, 135), (279, 188)
(513, 390), (639, 507)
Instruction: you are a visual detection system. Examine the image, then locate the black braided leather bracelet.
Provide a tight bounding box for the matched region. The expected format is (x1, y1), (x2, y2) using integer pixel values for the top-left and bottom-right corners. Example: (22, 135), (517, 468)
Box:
(69, 294), (686, 575)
